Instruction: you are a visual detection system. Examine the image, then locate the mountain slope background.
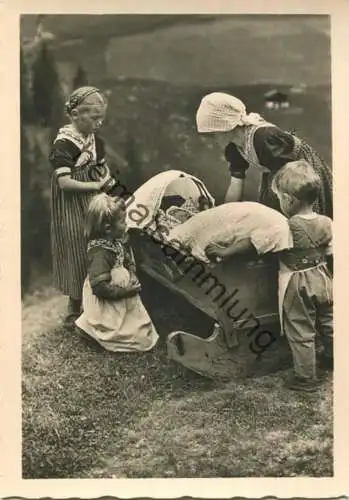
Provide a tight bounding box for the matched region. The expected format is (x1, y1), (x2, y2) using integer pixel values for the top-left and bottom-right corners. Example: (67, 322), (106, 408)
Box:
(20, 14), (332, 285)
(21, 14), (331, 87)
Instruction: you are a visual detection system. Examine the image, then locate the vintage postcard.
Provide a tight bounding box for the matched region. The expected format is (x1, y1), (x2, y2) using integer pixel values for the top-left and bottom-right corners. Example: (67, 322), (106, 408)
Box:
(1, 0), (349, 498)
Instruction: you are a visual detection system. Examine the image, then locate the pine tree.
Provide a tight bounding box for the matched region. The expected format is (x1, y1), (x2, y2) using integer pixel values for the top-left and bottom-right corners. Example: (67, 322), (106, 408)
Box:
(20, 43), (35, 294)
(20, 45), (34, 124)
(21, 41), (56, 294)
(123, 134), (143, 194)
(20, 123), (34, 295)
(73, 64), (88, 89)
(32, 41), (64, 127)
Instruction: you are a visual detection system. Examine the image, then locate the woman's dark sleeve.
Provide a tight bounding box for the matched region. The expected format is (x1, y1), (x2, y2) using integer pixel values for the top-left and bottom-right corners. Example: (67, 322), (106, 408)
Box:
(224, 142), (250, 179)
(49, 139), (80, 178)
(253, 126), (295, 172)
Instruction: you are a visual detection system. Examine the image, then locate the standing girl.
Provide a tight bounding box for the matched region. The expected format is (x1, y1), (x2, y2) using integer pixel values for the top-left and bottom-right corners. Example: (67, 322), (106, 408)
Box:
(75, 193), (159, 352)
(49, 86), (113, 326)
(271, 160), (333, 392)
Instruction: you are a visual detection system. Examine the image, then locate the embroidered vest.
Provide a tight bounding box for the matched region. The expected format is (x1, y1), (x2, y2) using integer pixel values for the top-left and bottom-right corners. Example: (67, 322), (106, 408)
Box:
(54, 124), (97, 167)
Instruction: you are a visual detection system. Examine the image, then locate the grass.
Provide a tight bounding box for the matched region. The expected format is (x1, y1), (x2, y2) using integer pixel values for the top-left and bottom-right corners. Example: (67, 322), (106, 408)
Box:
(22, 273), (333, 479)
(21, 15), (330, 87)
(21, 17), (333, 478)
(99, 80), (331, 205)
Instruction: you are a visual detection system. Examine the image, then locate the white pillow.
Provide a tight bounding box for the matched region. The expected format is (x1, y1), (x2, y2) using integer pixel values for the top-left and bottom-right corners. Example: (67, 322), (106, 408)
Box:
(167, 201), (293, 263)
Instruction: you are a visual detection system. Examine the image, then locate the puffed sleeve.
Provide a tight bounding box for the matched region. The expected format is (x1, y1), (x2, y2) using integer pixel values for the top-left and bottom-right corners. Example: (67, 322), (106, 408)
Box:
(49, 139), (80, 178)
(87, 247), (115, 288)
(254, 126), (295, 172)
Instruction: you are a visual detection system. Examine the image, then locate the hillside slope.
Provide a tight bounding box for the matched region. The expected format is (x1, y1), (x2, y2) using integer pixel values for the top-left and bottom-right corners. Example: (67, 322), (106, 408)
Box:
(100, 80), (331, 202)
(105, 17), (331, 86)
(21, 15), (331, 87)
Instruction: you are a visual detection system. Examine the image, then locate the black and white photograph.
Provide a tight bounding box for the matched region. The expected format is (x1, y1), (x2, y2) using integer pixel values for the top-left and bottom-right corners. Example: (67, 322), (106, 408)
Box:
(20, 13), (334, 479)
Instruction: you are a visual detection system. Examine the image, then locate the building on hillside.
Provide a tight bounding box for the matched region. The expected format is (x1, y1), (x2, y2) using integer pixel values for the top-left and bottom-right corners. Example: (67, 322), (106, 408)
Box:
(289, 83), (307, 95)
(264, 89), (290, 110)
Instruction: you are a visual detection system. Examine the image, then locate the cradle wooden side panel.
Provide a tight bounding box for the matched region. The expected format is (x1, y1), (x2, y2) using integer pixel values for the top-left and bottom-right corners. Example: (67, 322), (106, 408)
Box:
(128, 166), (292, 379)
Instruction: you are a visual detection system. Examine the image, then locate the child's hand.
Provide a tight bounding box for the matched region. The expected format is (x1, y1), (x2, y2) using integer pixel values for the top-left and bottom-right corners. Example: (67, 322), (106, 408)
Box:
(130, 277), (141, 289)
(130, 282), (142, 294)
(98, 171), (115, 191)
(76, 151), (92, 167)
(205, 242), (227, 258)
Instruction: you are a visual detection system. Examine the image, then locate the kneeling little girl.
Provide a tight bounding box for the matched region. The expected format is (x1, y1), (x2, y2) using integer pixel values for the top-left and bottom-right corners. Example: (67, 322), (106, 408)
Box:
(75, 193), (159, 352)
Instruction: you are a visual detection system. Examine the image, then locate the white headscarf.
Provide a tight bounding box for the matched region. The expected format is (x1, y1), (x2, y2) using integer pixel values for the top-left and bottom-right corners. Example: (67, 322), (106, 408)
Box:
(196, 92), (264, 133)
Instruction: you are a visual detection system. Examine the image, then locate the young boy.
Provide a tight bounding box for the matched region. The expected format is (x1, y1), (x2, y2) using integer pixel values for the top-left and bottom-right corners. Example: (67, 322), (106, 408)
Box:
(271, 160), (333, 392)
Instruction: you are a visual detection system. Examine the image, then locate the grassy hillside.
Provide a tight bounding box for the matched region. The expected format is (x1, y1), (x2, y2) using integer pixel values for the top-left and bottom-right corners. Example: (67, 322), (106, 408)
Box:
(22, 15), (332, 198)
(21, 15), (331, 87)
(20, 15), (332, 286)
(25, 79), (331, 212)
(105, 17), (331, 86)
(20, 14), (216, 41)
(100, 79), (331, 203)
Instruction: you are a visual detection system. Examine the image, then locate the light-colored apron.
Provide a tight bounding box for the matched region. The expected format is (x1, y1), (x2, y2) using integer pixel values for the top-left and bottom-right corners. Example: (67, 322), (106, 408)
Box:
(278, 261), (294, 336)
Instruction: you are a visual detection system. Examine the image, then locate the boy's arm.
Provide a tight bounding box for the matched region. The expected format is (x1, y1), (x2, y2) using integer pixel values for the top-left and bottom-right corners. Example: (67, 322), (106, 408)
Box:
(206, 238), (254, 260)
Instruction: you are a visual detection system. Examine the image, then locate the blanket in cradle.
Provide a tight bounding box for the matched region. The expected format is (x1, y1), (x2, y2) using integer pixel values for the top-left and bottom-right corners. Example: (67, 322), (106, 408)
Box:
(126, 170), (215, 231)
(167, 201), (293, 263)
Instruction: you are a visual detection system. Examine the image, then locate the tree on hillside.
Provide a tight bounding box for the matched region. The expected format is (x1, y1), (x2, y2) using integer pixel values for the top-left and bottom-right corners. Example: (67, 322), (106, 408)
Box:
(29, 140), (52, 269)
(21, 41), (55, 294)
(32, 41), (64, 128)
(21, 43), (35, 294)
(20, 45), (34, 124)
(73, 64), (88, 89)
(20, 124), (34, 295)
(48, 91), (65, 145)
(123, 134), (144, 194)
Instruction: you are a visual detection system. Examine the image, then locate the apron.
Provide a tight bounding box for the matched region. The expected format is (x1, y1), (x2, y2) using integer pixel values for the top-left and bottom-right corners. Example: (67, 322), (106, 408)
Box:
(51, 125), (102, 299)
(237, 120), (275, 170)
(235, 121), (280, 206)
(278, 261), (294, 335)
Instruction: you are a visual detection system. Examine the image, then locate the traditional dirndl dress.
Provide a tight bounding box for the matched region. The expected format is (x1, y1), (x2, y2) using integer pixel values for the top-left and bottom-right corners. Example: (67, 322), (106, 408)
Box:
(49, 124), (107, 300)
(75, 238), (159, 352)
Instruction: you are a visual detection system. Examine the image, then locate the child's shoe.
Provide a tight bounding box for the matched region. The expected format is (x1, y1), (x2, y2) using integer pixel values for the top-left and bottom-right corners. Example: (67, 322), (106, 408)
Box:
(64, 298), (82, 328)
(285, 375), (324, 392)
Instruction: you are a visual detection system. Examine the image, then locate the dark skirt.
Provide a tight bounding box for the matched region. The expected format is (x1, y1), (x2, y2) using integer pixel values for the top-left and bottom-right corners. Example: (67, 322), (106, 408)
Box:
(51, 164), (93, 299)
(260, 138), (333, 218)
